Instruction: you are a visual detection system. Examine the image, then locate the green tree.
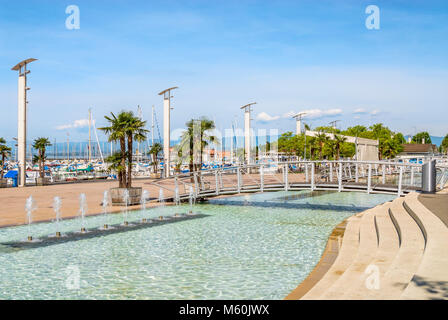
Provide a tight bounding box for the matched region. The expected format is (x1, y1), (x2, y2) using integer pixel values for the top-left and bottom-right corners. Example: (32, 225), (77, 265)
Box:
(333, 134), (347, 160)
(315, 132), (329, 160)
(99, 112), (128, 188)
(441, 134), (448, 154)
(104, 152), (125, 175)
(412, 132), (432, 144)
(32, 137), (52, 179)
(149, 143), (163, 174)
(0, 138), (12, 181)
(100, 111), (148, 188)
(122, 112), (148, 187)
(179, 118), (218, 172)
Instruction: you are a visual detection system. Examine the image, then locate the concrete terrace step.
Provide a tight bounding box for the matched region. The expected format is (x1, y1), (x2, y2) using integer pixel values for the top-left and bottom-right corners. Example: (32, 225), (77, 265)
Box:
(300, 211), (364, 300)
(342, 201), (399, 300)
(300, 191), (448, 300)
(366, 197), (425, 299)
(319, 205), (383, 299)
(400, 192), (448, 300)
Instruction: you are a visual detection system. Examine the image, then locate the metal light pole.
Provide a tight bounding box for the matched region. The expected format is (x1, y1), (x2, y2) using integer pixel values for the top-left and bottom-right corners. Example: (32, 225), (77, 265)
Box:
(292, 112), (306, 136)
(240, 102), (256, 165)
(11, 58), (37, 187)
(158, 87), (178, 177)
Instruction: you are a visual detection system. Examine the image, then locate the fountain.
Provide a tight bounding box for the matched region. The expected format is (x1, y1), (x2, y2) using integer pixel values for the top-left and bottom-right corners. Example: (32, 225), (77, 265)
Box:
(53, 197), (62, 237)
(174, 185), (181, 218)
(25, 196), (36, 242)
(141, 190), (149, 223)
(79, 194), (87, 233)
(123, 189), (129, 226)
(188, 186), (196, 215)
(158, 188), (166, 220)
(102, 190), (109, 230)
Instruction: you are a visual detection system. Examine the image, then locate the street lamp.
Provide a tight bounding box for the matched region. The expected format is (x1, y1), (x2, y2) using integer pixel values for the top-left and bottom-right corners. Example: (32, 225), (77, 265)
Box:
(158, 87), (178, 177)
(11, 58), (37, 187)
(240, 102), (256, 165)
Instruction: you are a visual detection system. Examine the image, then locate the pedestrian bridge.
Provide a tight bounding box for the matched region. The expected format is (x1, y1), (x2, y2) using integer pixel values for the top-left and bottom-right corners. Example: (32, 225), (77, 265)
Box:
(148, 160), (448, 202)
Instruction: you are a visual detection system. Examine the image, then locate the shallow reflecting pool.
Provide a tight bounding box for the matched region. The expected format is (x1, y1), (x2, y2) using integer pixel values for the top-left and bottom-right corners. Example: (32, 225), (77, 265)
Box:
(0, 191), (394, 299)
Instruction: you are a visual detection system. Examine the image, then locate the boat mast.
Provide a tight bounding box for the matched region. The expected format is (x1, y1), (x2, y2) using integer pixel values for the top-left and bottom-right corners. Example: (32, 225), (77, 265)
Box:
(151, 105), (155, 146)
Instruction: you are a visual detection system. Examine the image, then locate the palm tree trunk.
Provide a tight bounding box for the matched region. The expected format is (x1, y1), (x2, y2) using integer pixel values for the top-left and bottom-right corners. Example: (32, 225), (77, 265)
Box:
(42, 149), (46, 178)
(120, 137), (126, 188)
(39, 150), (43, 179)
(1, 154), (4, 180)
(189, 135), (194, 176)
(127, 135), (133, 188)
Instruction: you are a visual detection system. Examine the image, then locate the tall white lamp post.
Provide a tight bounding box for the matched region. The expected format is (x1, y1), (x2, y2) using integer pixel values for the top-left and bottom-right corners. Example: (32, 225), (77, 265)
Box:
(158, 87), (178, 177)
(240, 102), (256, 165)
(11, 58), (37, 187)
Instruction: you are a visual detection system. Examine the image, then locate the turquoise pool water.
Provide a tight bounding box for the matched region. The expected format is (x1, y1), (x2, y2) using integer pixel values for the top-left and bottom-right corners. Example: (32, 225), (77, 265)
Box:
(0, 191), (394, 299)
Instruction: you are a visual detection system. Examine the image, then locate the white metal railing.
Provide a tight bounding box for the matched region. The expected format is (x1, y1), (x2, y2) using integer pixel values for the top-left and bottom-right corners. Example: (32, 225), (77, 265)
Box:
(145, 159), (448, 202)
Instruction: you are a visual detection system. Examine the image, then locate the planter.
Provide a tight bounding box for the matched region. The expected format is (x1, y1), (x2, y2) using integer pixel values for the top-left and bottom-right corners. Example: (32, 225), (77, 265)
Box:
(0, 178), (8, 188)
(150, 172), (161, 179)
(36, 177), (50, 186)
(110, 187), (142, 206)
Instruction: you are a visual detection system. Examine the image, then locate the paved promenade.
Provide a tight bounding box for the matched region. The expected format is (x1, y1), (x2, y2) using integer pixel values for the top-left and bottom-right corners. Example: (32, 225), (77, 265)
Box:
(0, 179), (163, 227)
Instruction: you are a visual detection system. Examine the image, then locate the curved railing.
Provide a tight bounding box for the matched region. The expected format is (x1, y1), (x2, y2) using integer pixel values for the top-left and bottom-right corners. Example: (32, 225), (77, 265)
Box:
(146, 160), (448, 202)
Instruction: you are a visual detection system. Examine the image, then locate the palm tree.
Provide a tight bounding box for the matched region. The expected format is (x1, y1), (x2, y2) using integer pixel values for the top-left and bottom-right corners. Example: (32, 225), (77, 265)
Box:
(149, 143), (162, 174)
(104, 152), (125, 176)
(99, 112), (129, 188)
(179, 118), (218, 172)
(122, 112), (148, 187)
(0, 138), (11, 181)
(333, 134), (347, 160)
(315, 132), (329, 160)
(100, 111), (148, 188)
(32, 137), (51, 179)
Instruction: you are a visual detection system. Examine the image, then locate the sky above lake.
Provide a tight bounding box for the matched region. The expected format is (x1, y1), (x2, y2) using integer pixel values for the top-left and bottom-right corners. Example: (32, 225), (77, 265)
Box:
(0, 0), (447, 141)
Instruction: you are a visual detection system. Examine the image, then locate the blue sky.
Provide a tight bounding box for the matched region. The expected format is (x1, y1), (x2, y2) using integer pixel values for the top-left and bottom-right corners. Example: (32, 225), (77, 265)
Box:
(0, 0), (447, 142)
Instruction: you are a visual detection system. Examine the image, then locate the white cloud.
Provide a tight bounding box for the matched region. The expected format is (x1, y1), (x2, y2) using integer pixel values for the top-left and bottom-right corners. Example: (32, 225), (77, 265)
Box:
(297, 108), (343, 119)
(353, 108), (368, 114)
(56, 119), (92, 130)
(257, 108), (342, 123)
(256, 112), (280, 122)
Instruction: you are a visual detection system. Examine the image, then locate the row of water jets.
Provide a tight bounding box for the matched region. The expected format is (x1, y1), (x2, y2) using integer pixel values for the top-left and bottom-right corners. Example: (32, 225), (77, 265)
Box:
(24, 186), (197, 242)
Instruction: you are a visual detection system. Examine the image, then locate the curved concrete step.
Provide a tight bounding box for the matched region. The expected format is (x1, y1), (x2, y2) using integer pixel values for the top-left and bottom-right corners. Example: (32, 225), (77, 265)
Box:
(342, 201), (399, 299)
(366, 197), (425, 299)
(300, 211), (364, 300)
(319, 205), (383, 300)
(400, 192), (448, 300)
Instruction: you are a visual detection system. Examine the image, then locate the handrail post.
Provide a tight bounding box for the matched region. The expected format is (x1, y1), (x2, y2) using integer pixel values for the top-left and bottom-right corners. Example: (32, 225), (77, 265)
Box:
(382, 164), (386, 184)
(329, 162), (333, 182)
(410, 166), (415, 186)
(311, 162), (315, 191)
(338, 162), (343, 192)
(355, 163), (359, 183)
(260, 165), (264, 192)
(367, 164), (372, 194)
(398, 166), (403, 196)
(200, 171), (205, 190)
(215, 171), (219, 195)
(284, 164), (289, 191)
(305, 163), (309, 182)
(237, 167), (241, 193)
